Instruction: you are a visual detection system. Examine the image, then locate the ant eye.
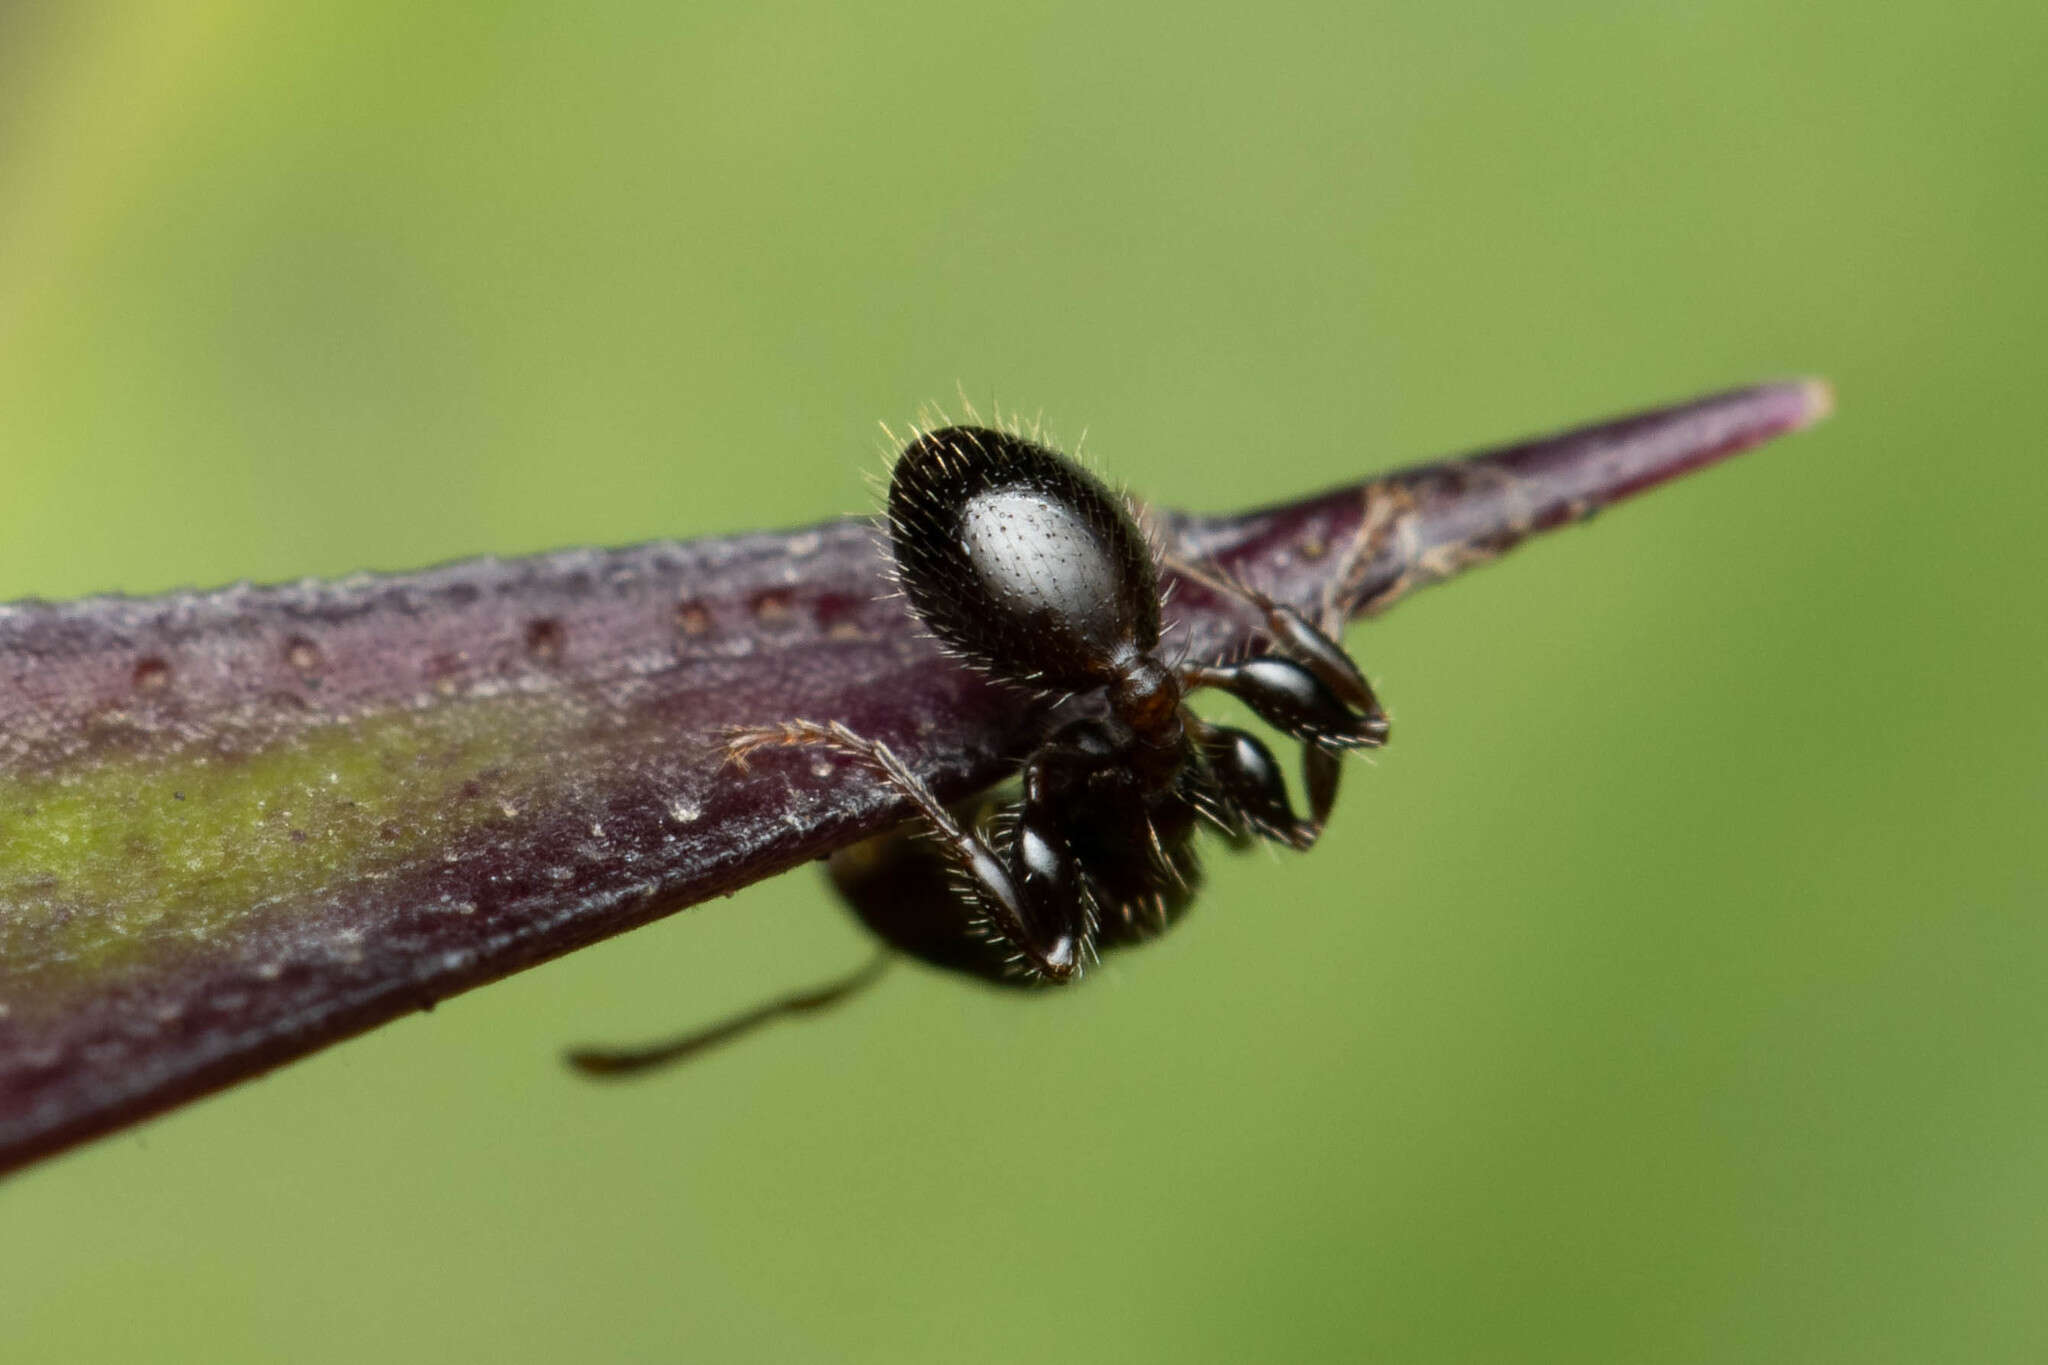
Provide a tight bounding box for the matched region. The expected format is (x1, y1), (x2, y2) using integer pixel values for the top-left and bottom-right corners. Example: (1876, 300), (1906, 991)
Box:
(888, 427), (1159, 690)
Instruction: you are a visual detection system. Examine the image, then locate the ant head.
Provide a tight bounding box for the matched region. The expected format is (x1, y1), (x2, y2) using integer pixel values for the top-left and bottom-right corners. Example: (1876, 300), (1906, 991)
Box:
(888, 426), (1160, 692)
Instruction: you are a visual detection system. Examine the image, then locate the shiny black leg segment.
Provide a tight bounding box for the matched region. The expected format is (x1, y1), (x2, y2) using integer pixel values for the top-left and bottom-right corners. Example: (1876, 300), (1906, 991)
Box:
(1184, 656), (1388, 752)
(1302, 743), (1344, 833)
(1195, 723), (1314, 848)
(1256, 600), (1384, 721)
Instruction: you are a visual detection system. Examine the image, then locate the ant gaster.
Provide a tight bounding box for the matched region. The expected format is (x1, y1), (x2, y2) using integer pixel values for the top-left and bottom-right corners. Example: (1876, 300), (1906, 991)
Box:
(568, 426), (1388, 1074)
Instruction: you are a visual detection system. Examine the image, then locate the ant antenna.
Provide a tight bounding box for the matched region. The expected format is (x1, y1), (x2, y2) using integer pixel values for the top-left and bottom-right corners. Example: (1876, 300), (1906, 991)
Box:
(564, 950), (893, 1077)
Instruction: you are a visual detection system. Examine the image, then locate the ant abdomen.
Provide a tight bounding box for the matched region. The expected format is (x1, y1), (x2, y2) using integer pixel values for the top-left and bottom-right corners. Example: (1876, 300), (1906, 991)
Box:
(888, 427), (1161, 690)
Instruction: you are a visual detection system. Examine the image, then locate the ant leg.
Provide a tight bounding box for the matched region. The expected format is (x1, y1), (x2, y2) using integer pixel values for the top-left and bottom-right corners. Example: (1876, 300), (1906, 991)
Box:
(827, 802), (1030, 986)
(1188, 719), (1317, 850)
(1183, 656), (1389, 752)
(1253, 602), (1381, 842)
(1183, 655), (1386, 847)
(1260, 605), (1384, 721)
(1162, 555), (1386, 719)
(1301, 745), (1344, 836)
(565, 951), (891, 1077)
(729, 720), (1089, 981)
(1163, 557), (1388, 843)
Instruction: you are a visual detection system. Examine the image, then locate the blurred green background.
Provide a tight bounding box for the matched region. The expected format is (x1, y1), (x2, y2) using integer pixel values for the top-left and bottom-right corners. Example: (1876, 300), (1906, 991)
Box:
(2, 3), (2043, 1361)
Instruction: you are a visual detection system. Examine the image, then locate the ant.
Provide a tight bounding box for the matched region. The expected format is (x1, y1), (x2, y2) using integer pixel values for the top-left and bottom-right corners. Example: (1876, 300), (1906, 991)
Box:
(569, 425), (1388, 1075)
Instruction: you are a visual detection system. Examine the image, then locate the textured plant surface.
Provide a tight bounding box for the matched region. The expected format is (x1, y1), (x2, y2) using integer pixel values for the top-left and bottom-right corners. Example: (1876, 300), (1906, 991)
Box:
(0, 382), (1829, 1175)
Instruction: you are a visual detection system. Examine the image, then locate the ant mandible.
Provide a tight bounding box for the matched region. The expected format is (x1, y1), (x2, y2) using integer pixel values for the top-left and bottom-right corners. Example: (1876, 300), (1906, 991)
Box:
(569, 425), (1388, 1073)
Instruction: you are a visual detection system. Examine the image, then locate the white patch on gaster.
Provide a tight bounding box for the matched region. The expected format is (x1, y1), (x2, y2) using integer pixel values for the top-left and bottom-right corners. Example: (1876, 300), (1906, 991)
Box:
(958, 489), (1116, 637)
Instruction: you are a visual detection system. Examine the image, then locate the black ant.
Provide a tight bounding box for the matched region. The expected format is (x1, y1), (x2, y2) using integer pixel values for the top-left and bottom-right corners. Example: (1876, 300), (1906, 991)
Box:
(569, 426), (1387, 1075)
